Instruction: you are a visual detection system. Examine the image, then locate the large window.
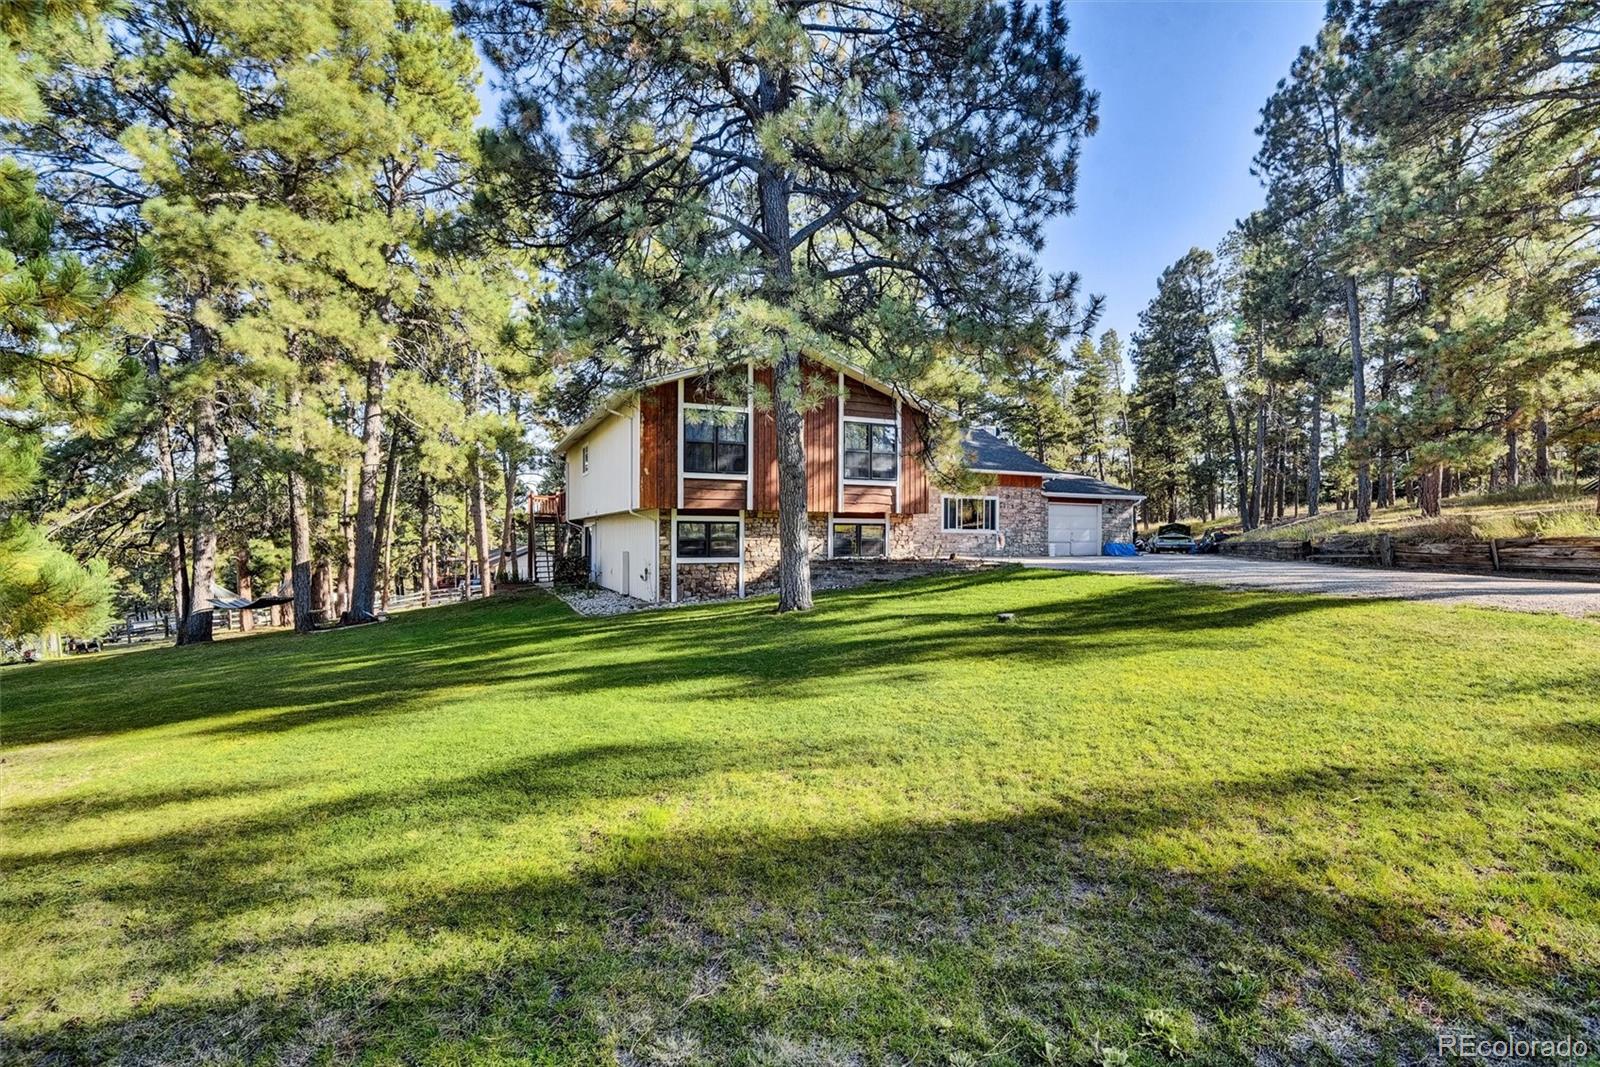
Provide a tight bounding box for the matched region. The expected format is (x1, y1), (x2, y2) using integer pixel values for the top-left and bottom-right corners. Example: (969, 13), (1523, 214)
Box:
(831, 522), (887, 559)
(843, 420), (897, 481)
(684, 409), (748, 475)
(942, 496), (998, 532)
(677, 520), (740, 560)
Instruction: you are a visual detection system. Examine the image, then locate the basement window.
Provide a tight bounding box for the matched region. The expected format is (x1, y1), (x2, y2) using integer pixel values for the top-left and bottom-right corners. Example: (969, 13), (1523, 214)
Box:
(831, 522), (887, 559)
(677, 520), (740, 561)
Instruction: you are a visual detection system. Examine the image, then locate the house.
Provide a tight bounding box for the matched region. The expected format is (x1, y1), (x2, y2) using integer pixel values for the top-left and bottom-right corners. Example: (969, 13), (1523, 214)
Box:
(555, 355), (1142, 603)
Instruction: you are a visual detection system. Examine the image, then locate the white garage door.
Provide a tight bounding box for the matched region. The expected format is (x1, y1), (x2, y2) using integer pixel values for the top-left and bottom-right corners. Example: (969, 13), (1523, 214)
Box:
(1047, 503), (1102, 557)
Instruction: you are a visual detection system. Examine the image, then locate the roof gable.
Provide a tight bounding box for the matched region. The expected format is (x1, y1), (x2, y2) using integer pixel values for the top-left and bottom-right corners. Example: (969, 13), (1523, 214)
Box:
(555, 353), (927, 455)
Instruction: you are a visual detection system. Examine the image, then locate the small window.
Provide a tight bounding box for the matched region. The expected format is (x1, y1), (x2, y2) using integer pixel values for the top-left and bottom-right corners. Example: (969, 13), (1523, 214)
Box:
(677, 520), (740, 560)
(832, 522), (887, 559)
(684, 409), (748, 475)
(843, 421), (897, 481)
(943, 496), (997, 532)
(581, 444), (589, 474)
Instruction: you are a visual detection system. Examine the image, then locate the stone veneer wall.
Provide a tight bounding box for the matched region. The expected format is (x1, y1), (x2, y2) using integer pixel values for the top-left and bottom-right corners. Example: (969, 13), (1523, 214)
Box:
(1099, 499), (1138, 545)
(657, 489), (1129, 603)
(744, 512), (828, 594)
(889, 485), (1048, 558)
(676, 562), (740, 600)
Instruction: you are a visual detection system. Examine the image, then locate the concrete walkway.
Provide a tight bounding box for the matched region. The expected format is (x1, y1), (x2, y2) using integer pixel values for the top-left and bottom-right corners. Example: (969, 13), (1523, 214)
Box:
(1020, 553), (1600, 619)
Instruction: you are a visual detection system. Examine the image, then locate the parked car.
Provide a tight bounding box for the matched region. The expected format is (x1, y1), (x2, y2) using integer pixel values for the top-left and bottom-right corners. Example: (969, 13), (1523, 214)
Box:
(1196, 531), (1235, 554)
(1150, 523), (1197, 554)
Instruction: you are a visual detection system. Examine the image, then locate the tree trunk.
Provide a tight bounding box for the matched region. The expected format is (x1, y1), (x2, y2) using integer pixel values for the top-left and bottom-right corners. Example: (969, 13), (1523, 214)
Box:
(466, 355), (495, 600)
(236, 549), (254, 633)
(1419, 463), (1443, 517)
(179, 379), (219, 645)
(338, 463), (355, 615)
(286, 373), (316, 634)
(470, 461), (493, 599)
(154, 413), (189, 621)
(1532, 414), (1550, 483)
(756, 64), (812, 613)
(1345, 275), (1370, 522)
(1203, 339), (1248, 526)
(313, 559), (333, 623)
(344, 357), (387, 623)
(419, 475), (434, 607)
(1250, 376), (1269, 530)
(1306, 389), (1322, 517)
(376, 434), (402, 613)
(1504, 425), (1520, 488)
(499, 447), (517, 582)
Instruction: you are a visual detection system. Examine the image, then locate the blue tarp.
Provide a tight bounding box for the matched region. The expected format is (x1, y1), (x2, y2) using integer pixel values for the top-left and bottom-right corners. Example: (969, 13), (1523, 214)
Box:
(1103, 541), (1138, 556)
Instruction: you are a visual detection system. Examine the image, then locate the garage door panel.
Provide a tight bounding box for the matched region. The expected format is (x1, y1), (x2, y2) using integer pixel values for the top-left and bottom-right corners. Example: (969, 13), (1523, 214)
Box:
(1048, 503), (1101, 557)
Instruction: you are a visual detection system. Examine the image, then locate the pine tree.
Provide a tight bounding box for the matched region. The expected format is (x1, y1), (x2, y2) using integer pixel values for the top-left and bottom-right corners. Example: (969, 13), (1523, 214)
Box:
(1254, 19), (1373, 521)
(464, 0), (1097, 611)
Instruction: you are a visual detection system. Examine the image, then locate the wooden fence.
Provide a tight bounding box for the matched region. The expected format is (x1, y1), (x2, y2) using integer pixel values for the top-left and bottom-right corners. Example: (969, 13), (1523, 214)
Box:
(1219, 534), (1600, 579)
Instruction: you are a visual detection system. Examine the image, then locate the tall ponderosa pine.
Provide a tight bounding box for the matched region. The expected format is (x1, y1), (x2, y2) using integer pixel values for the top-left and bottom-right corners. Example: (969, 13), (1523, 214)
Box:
(467, 0), (1097, 611)
(1254, 21), (1373, 521)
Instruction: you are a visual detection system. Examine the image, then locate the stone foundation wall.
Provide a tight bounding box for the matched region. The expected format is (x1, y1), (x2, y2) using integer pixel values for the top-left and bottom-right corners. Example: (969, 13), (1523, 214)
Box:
(658, 516), (673, 601)
(675, 561), (739, 601)
(744, 512), (828, 594)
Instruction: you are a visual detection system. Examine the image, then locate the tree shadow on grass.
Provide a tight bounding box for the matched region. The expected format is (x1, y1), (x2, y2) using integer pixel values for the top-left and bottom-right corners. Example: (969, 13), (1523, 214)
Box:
(4, 571), (1368, 749)
(7, 749), (1593, 1066)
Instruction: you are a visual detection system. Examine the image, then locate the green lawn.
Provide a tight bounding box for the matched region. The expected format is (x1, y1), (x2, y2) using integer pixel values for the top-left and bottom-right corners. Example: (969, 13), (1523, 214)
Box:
(4, 570), (1598, 1065)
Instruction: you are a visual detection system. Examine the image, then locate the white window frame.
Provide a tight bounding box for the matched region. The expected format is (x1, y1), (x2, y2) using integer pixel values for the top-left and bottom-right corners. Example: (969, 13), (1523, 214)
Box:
(827, 516), (889, 560)
(580, 444), (589, 475)
(840, 415), (899, 485)
(680, 402), (752, 481)
(941, 494), (999, 534)
(673, 515), (744, 565)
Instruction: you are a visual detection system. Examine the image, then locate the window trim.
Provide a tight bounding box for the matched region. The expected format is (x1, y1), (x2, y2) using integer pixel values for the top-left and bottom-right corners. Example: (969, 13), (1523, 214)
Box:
(681, 402), (751, 480)
(580, 444), (589, 475)
(940, 494), (1000, 534)
(841, 416), (899, 484)
(828, 517), (889, 560)
(674, 516), (743, 564)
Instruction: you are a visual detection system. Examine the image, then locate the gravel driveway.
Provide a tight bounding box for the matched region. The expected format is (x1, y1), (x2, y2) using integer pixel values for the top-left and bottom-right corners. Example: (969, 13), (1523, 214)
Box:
(1021, 553), (1600, 619)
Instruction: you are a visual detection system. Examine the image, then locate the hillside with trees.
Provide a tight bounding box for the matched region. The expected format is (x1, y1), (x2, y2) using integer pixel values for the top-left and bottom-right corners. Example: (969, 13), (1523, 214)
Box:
(1119, 1), (1599, 530)
(3, 0), (1597, 652)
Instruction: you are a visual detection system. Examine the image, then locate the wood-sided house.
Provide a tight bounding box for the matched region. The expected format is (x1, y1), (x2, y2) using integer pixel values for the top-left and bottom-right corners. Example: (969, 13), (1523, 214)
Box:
(555, 355), (1141, 603)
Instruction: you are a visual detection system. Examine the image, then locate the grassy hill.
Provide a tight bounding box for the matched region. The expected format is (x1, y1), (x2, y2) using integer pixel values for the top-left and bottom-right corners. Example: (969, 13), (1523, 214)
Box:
(4, 572), (1597, 1064)
(1237, 484), (1600, 544)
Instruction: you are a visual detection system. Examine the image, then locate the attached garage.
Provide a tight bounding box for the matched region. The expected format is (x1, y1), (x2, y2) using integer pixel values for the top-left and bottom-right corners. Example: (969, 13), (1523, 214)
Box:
(1042, 475), (1145, 556)
(1047, 502), (1102, 556)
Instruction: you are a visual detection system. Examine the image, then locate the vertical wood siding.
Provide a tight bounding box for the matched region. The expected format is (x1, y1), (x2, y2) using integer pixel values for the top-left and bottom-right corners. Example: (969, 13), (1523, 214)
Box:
(898, 408), (931, 514)
(998, 474), (1043, 488)
(840, 484), (894, 514)
(843, 376), (895, 419)
(753, 366), (779, 511)
(802, 359), (839, 514)
(682, 479), (746, 510)
(638, 382), (677, 510)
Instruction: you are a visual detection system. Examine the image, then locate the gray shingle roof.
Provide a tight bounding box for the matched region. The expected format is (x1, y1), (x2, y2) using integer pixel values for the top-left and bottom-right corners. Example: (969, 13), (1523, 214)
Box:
(960, 428), (1059, 475)
(1042, 474), (1143, 499)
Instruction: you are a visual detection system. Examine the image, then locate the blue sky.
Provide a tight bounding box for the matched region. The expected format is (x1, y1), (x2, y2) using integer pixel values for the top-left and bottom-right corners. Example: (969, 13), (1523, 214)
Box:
(1047, 0), (1326, 348)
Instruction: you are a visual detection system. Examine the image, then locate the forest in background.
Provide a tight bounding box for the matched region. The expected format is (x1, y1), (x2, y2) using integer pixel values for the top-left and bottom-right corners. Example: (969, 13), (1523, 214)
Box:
(2, 0), (1596, 650)
(1044, 2), (1599, 529)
